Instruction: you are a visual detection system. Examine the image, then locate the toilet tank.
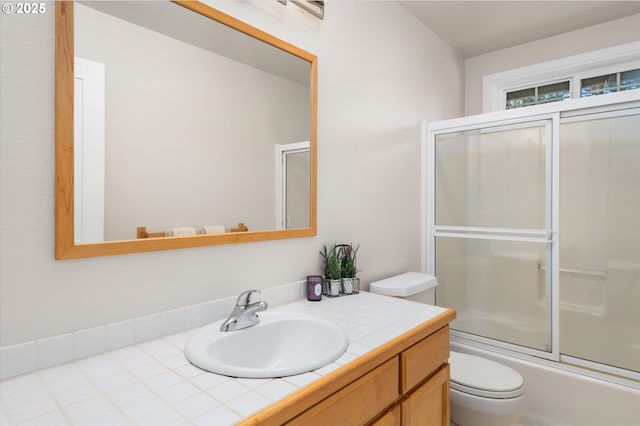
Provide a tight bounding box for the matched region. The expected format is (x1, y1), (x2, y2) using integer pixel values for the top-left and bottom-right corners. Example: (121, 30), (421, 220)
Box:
(369, 272), (437, 305)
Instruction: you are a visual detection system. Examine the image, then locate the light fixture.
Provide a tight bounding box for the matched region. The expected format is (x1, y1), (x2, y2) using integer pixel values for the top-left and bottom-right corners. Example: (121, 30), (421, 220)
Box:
(292, 0), (324, 19)
(277, 0), (324, 20)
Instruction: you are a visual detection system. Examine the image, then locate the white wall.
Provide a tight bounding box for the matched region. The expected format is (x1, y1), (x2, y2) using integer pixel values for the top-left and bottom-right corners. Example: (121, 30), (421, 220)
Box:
(465, 13), (640, 115)
(0, 1), (464, 346)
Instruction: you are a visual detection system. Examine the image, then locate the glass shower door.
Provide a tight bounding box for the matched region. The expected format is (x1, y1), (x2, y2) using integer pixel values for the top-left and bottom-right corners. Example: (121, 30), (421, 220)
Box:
(431, 118), (556, 356)
(559, 109), (640, 373)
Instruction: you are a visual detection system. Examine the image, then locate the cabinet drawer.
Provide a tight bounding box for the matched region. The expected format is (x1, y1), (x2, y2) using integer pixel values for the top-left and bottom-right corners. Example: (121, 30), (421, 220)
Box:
(286, 357), (400, 426)
(400, 325), (449, 393)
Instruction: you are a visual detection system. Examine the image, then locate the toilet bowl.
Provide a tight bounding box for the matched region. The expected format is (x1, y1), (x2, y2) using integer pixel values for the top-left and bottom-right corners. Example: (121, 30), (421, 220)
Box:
(369, 272), (526, 426)
(449, 350), (525, 426)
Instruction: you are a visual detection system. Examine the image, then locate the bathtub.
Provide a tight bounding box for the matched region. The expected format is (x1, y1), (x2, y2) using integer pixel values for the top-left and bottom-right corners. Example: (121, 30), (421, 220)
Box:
(451, 342), (640, 426)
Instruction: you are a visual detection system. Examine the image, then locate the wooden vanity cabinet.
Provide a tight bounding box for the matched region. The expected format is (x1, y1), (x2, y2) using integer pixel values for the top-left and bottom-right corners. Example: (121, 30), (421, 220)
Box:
(372, 325), (450, 426)
(239, 309), (455, 426)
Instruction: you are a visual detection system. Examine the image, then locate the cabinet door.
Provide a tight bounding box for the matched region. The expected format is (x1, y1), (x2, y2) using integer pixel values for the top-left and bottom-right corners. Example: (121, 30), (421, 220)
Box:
(402, 364), (449, 426)
(371, 405), (401, 426)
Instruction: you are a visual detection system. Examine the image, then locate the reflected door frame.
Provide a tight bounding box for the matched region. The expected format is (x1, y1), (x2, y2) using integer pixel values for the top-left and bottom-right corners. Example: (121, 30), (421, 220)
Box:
(74, 57), (105, 243)
(275, 141), (310, 229)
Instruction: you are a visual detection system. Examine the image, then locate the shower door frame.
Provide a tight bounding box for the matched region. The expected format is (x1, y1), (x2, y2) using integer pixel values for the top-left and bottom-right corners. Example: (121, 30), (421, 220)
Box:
(422, 90), (640, 386)
(424, 113), (560, 363)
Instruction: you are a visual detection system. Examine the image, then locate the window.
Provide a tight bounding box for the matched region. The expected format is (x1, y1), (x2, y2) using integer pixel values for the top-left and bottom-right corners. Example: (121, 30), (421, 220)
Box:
(483, 42), (640, 113)
(581, 68), (640, 97)
(506, 81), (570, 109)
(506, 68), (639, 110)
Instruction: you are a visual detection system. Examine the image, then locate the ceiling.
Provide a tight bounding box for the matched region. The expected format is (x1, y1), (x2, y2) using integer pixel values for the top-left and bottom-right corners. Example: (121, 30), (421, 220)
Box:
(400, 1), (640, 58)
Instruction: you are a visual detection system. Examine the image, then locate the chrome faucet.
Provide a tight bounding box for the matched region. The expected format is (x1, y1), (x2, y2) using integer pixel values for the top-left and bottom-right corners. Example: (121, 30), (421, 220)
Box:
(219, 290), (268, 332)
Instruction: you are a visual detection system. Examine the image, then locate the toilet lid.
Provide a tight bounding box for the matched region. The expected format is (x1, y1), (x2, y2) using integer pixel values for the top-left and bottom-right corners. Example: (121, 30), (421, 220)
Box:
(449, 351), (524, 399)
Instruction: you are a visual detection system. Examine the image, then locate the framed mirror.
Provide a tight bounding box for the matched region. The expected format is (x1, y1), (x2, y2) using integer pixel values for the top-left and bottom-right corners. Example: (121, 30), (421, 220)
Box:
(55, 1), (317, 259)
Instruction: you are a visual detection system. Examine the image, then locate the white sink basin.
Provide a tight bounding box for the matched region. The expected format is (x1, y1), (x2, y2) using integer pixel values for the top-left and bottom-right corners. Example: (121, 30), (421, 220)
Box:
(185, 312), (349, 378)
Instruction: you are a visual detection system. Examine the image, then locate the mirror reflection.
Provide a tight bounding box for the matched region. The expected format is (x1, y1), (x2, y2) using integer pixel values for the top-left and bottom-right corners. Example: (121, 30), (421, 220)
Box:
(74, 1), (311, 242)
(55, 1), (317, 259)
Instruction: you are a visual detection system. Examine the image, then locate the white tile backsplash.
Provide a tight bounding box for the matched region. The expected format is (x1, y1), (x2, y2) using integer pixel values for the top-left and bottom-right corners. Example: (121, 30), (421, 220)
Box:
(204, 299), (226, 323)
(224, 296), (237, 316)
(0, 283), (305, 381)
(74, 326), (106, 359)
(161, 308), (186, 335)
(135, 313), (163, 343)
(36, 333), (73, 369)
(106, 319), (136, 350)
(0, 342), (37, 380)
(185, 302), (207, 329)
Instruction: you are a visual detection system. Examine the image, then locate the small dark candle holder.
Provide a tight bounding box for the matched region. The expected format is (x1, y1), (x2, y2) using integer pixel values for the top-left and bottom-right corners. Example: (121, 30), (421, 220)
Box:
(306, 275), (323, 301)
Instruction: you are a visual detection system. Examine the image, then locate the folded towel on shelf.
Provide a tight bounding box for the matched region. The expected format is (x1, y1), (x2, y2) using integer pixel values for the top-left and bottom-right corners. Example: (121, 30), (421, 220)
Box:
(201, 225), (226, 235)
(166, 227), (197, 237)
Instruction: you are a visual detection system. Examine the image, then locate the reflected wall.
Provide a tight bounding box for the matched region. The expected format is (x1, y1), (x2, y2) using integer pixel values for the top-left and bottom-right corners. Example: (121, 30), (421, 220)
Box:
(75, 3), (310, 241)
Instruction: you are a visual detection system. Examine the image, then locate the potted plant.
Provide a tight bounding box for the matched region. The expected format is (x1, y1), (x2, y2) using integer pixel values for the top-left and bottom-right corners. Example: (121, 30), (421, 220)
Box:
(339, 243), (360, 294)
(320, 244), (342, 296)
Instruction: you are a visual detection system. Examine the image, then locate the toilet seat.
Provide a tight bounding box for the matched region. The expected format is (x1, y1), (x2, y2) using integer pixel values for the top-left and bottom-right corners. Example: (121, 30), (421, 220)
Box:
(449, 351), (524, 399)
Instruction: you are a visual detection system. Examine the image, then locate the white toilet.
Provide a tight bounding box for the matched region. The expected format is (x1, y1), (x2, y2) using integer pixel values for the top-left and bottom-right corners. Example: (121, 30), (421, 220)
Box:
(370, 272), (526, 426)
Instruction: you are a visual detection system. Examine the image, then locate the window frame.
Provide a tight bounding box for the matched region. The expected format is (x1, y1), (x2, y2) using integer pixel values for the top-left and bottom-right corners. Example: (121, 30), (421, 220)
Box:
(483, 41), (640, 113)
(505, 79), (572, 109)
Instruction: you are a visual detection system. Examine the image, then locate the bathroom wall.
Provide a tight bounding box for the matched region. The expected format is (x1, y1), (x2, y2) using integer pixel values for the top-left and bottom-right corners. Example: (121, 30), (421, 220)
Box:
(0, 1), (464, 346)
(464, 13), (640, 115)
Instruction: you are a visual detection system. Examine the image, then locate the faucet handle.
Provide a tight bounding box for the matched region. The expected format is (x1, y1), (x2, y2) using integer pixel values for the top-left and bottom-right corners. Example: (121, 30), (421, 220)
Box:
(236, 289), (261, 307)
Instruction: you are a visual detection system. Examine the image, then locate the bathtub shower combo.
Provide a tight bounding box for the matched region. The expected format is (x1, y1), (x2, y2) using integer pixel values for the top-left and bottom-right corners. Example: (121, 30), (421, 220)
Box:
(424, 93), (639, 391)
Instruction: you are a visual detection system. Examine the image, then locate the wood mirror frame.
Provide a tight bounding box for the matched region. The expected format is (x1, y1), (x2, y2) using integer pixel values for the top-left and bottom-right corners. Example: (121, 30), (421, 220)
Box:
(55, 1), (317, 259)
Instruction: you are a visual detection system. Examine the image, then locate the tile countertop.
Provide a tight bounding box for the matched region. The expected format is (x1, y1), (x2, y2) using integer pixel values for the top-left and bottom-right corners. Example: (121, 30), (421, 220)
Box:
(0, 292), (449, 426)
